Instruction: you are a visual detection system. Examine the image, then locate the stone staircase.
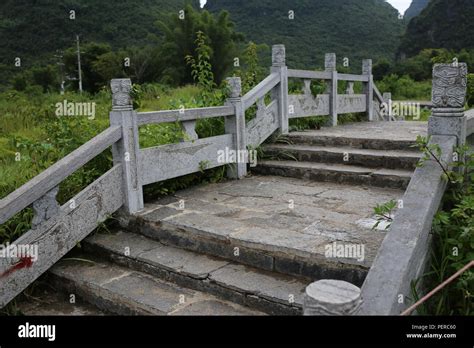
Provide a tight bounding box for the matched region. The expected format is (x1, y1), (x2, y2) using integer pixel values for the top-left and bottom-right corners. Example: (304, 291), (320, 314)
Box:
(47, 231), (306, 315)
(255, 122), (424, 189)
(18, 122), (425, 316)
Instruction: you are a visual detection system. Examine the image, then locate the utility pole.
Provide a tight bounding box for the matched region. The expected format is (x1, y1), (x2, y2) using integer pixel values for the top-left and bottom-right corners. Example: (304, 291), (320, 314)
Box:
(54, 50), (65, 95)
(76, 34), (83, 93)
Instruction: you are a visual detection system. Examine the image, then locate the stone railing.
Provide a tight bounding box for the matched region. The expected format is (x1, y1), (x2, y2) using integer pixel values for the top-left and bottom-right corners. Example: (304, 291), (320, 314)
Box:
(0, 126), (124, 307)
(303, 63), (470, 315)
(286, 53), (381, 126)
(0, 44), (385, 308)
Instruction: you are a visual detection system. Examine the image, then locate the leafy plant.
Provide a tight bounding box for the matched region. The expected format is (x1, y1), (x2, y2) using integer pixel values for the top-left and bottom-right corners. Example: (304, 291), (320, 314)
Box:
(372, 200), (397, 230)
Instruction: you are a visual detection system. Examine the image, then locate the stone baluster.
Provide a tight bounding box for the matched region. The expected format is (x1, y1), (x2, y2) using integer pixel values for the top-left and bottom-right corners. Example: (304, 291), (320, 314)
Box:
(428, 63), (468, 146)
(346, 81), (354, 95)
(180, 121), (198, 142)
(256, 97), (266, 118)
(271, 44), (289, 135)
(303, 79), (312, 96)
(383, 92), (394, 121)
(303, 279), (362, 316)
(325, 53), (338, 127)
(109, 78), (144, 213)
(362, 59), (374, 122)
(225, 77), (247, 179)
(31, 186), (60, 229)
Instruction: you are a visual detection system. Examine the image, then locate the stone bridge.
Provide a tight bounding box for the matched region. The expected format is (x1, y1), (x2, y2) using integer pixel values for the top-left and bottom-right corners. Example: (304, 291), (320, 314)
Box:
(1, 46), (472, 316)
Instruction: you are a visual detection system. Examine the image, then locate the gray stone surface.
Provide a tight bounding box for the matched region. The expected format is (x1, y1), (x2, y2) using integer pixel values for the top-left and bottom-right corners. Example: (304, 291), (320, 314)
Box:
(431, 64), (467, 108)
(139, 134), (235, 185)
(129, 175), (403, 282)
(31, 186), (60, 229)
(209, 263), (305, 307)
(255, 160), (412, 189)
(87, 231), (228, 279)
(304, 279), (361, 315)
(50, 258), (263, 316)
(263, 144), (421, 170)
(110, 79), (143, 214)
(290, 121), (427, 144)
(84, 230), (307, 315)
(0, 165), (124, 308)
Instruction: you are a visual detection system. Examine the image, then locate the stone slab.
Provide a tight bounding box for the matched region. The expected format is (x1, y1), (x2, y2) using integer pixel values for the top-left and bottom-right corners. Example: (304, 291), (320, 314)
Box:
(87, 231), (228, 279)
(84, 231), (304, 314)
(208, 263), (305, 307)
(50, 258), (263, 316)
(255, 160), (412, 189)
(130, 175), (404, 279)
(290, 121), (427, 142)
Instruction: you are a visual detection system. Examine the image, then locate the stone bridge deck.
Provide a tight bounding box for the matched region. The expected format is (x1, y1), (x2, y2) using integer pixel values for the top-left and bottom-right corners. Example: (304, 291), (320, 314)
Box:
(127, 121), (427, 281)
(19, 121), (429, 316)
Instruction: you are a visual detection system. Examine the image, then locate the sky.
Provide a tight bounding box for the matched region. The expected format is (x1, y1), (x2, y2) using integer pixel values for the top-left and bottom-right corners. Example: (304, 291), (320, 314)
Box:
(386, 0), (412, 14)
(199, 0), (412, 15)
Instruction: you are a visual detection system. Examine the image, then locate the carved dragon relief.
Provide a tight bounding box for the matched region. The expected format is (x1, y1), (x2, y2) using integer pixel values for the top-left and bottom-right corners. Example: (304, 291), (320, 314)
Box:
(432, 64), (467, 108)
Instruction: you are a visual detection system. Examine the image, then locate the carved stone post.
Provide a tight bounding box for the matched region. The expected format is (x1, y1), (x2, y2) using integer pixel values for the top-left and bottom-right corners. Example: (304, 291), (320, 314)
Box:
(428, 63), (468, 146)
(303, 280), (362, 316)
(110, 78), (144, 213)
(363, 59), (374, 122)
(325, 53), (338, 127)
(225, 77), (247, 179)
(271, 45), (289, 135)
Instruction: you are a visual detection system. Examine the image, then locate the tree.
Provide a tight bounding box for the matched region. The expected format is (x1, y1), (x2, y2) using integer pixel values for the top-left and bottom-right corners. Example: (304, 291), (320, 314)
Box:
(64, 42), (112, 93)
(158, 4), (242, 85)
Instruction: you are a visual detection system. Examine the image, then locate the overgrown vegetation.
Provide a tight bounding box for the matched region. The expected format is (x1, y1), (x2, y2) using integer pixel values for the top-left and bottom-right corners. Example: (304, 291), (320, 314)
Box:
(410, 136), (473, 315)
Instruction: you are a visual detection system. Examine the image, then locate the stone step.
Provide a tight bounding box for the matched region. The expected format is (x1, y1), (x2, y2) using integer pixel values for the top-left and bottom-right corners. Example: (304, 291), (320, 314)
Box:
(123, 175), (403, 290)
(82, 230), (306, 315)
(263, 144), (421, 170)
(16, 284), (107, 316)
(287, 132), (419, 151)
(254, 160), (412, 189)
(49, 256), (266, 316)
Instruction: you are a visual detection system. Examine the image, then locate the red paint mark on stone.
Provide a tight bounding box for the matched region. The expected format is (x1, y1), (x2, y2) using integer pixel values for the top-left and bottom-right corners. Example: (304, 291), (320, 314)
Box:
(0, 256), (34, 279)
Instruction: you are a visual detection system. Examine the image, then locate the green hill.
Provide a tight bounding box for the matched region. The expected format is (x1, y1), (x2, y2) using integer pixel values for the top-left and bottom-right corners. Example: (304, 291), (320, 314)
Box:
(400, 0), (474, 57)
(204, 0), (405, 69)
(0, 0), (406, 75)
(0, 0), (197, 68)
(404, 0), (430, 20)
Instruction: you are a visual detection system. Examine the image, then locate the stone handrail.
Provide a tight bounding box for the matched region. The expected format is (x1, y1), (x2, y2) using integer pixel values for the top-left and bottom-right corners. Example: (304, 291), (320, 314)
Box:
(288, 69), (332, 80)
(0, 125), (124, 307)
(242, 72), (281, 111)
(359, 134), (457, 314)
(0, 125), (122, 225)
(286, 54), (376, 126)
(359, 63), (469, 315)
(136, 106), (235, 126)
